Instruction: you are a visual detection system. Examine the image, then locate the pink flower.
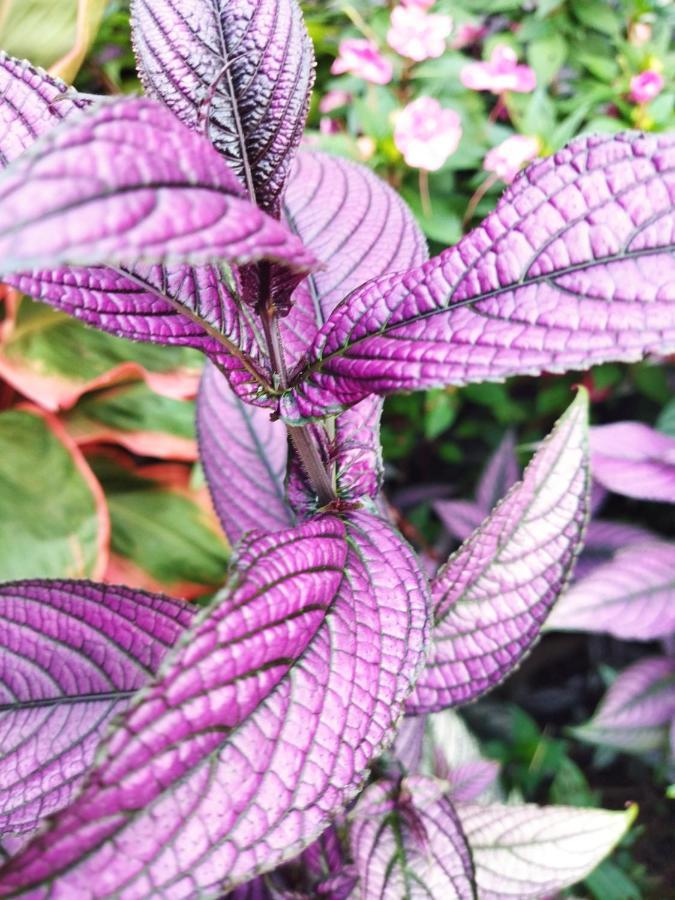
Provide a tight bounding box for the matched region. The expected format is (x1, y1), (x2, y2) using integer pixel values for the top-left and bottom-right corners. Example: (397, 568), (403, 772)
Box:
(319, 90), (352, 114)
(331, 39), (393, 85)
(629, 69), (664, 103)
(451, 22), (486, 49)
(460, 44), (536, 94)
(394, 96), (462, 170)
(387, 7), (453, 62)
(484, 134), (540, 183)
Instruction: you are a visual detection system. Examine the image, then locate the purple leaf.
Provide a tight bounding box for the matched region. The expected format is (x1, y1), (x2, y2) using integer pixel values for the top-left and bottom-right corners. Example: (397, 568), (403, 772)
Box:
(574, 518), (654, 580)
(434, 500), (486, 544)
(444, 761), (501, 805)
(0, 580), (193, 836)
(590, 421), (675, 503)
(281, 132), (675, 422)
(350, 776), (476, 899)
(572, 656), (675, 755)
(408, 390), (589, 713)
(393, 716), (426, 773)
(281, 150), (429, 368)
(0, 97), (316, 274)
(132, 0), (315, 215)
(0, 511), (429, 894)
(456, 802), (636, 899)
(476, 432), (519, 513)
(197, 360), (293, 543)
(547, 539), (675, 640)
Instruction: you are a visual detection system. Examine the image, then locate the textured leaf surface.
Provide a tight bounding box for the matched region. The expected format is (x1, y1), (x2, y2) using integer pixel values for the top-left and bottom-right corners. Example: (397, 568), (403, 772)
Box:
(0, 408), (108, 581)
(0, 512), (428, 894)
(132, 0), (315, 214)
(408, 391), (589, 713)
(282, 132), (675, 422)
(572, 657), (675, 755)
(350, 777), (476, 899)
(590, 421), (675, 503)
(547, 540), (675, 639)
(457, 802), (635, 899)
(0, 580), (193, 835)
(0, 97), (315, 274)
(197, 361), (293, 544)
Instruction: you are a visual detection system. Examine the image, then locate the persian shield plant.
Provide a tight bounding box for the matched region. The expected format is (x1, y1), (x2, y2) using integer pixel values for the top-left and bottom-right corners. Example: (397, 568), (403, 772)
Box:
(0, 0), (673, 895)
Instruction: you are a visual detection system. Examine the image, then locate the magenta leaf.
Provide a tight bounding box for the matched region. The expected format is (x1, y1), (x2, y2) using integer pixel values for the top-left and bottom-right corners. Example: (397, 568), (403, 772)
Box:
(0, 580), (193, 836)
(547, 539), (675, 639)
(408, 390), (589, 713)
(350, 776), (476, 899)
(572, 656), (675, 755)
(281, 132), (675, 422)
(197, 360), (294, 543)
(590, 421), (675, 503)
(132, 0), (315, 215)
(456, 802), (636, 899)
(281, 150), (429, 368)
(0, 97), (316, 274)
(0, 511), (429, 894)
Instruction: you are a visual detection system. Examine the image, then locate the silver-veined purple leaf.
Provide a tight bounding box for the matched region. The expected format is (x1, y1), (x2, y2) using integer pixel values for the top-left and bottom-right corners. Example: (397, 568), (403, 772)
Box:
(572, 656), (675, 755)
(408, 390), (589, 713)
(547, 539), (675, 639)
(132, 0), (315, 215)
(350, 776), (476, 899)
(0, 53), (271, 404)
(457, 802), (636, 899)
(197, 360), (293, 543)
(0, 580), (193, 836)
(281, 132), (675, 422)
(424, 711), (500, 804)
(0, 511), (429, 895)
(0, 97), (316, 274)
(590, 421), (675, 503)
(281, 150), (429, 368)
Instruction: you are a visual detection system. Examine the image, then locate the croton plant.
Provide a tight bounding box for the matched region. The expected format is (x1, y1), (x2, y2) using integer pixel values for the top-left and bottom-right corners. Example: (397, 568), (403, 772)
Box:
(0, 0), (673, 896)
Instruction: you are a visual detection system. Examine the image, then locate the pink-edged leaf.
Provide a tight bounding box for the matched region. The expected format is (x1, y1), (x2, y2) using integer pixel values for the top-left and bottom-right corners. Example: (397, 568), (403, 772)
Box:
(0, 97), (316, 274)
(457, 802), (636, 899)
(0, 511), (429, 894)
(590, 421), (675, 503)
(408, 390), (589, 714)
(281, 150), (429, 368)
(574, 518), (654, 580)
(547, 539), (675, 639)
(572, 656), (675, 755)
(476, 432), (519, 513)
(0, 580), (194, 835)
(350, 776), (476, 899)
(281, 132), (675, 422)
(131, 0), (315, 215)
(197, 360), (293, 543)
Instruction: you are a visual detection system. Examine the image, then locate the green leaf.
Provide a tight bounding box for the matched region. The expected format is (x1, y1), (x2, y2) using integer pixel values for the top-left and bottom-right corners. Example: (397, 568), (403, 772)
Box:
(527, 32), (568, 85)
(0, 408), (107, 580)
(585, 859), (643, 900)
(656, 398), (675, 437)
(571, 0), (621, 36)
(424, 389), (458, 440)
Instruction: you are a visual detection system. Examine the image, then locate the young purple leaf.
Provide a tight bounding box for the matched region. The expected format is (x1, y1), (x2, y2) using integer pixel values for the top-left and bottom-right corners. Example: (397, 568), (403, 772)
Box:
(572, 656), (675, 755)
(197, 360), (293, 543)
(434, 500), (486, 545)
(350, 776), (476, 899)
(281, 132), (675, 422)
(408, 390), (589, 713)
(132, 0), (315, 215)
(0, 97), (316, 274)
(547, 539), (675, 639)
(281, 150), (429, 367)
(0, 580), (193, 836)
(423, 711), (500, 804)
(457, 802), (636, 899)
(0, 511), (428, 894)
(590, 421), (675, 503)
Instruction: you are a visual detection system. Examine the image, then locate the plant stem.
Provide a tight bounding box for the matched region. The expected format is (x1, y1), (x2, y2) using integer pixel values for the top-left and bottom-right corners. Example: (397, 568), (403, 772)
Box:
(288, 426), (335, 507)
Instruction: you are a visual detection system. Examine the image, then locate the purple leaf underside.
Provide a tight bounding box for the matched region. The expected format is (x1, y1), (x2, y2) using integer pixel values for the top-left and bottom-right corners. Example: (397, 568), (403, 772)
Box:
(281, 132), (675, 422)
(0, 581), (193, 836)
(0, 512), (429, 895)
(547, 539), (675, 639)
(132, 0), (315, 215)
(350, 777), (476, 899)
(590, 421), (675, 503)
(457, 802), (635, 899)
(197, 361), (293, 543)
(573, 656), (675, 755)
(408, 390), (589, 713)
